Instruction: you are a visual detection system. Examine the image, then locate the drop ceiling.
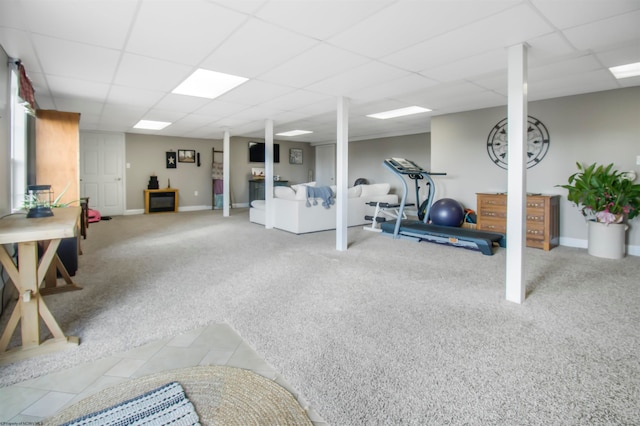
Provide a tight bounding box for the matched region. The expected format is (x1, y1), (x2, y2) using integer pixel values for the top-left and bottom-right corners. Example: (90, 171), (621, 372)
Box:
(0, 0), (638, 143)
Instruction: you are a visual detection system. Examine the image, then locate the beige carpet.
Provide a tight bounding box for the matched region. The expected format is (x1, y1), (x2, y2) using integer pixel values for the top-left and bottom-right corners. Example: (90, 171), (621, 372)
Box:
(2, 209), (639, 425)
(44, 366), (312, 426)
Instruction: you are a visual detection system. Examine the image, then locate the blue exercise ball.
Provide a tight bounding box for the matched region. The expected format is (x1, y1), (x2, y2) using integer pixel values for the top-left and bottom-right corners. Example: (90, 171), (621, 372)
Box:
(430, 198), (465, 227)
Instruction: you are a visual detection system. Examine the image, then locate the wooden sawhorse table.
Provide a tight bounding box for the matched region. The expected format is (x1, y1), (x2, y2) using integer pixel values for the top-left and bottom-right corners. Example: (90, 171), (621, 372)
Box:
(0, 207), (82, 364)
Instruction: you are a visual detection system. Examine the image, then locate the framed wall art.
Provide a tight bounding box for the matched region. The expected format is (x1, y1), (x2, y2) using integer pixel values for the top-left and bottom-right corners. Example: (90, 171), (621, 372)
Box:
(289, 148), (303, 165)
(178, 149), (196, 163)
(166, 151), (177, 168)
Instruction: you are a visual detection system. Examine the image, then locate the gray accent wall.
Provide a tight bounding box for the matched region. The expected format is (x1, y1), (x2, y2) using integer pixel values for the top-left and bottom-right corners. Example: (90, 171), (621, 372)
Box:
(124, 133), (314, 210)
(348, 132), (431, 205)
(431, 87), (640, 251)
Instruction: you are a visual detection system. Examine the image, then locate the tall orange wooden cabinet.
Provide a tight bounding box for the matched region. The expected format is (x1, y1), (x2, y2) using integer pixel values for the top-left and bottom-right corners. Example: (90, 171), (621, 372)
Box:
(35, 110), (81, 205)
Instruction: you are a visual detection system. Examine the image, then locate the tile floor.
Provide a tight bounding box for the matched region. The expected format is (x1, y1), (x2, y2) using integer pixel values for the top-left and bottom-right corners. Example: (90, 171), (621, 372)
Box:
(0, 323), (327, 425)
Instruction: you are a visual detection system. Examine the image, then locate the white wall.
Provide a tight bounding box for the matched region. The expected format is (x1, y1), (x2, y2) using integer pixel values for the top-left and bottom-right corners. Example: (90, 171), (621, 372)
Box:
(431, 87), (640, 250)
(0, 46), (10, 215)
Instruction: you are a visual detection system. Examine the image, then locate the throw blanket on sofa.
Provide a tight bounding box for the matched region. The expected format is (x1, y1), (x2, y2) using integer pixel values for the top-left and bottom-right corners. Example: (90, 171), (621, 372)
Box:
(306, 186), (335, 209)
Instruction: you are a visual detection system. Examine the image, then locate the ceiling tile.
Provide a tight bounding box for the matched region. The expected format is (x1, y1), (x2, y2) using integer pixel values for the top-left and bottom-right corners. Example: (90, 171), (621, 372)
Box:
(256, 0), (392, 41)
(527, 33), (577, 65)
(217, 80), (295, 105)
(529, 54), (602, 81)
(20, 0), (137, 49)
(126, 1), (247, 65)
(258, 43), (370, 88)
(46, 75), (110, 100)
(194, 100), (252, 117)
(32, 34), (120, 83)
(327, 0), (517, 59)
(420, 49), (507, 83)
(383, 3), (554, 72)
(200, 18), (318, 78)
(563, 10), (640, 50)
(107, 85), (166, 108)
(113, 53), (192, 92)
(531, 0), (640, 29)
(259, 90), (334, 112)
(529, 69), (619, 100)
(153, 93), (211, 113)
(348, 74), (439, 103)
(306, 61), (412, 97)
(596, 42), (640, 67)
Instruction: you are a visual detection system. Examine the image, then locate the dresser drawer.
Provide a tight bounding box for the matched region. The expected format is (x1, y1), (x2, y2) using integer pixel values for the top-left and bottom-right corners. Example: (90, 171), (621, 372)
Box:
(479, 195), (507, 208)
(478, 207), (507, 220)
(526, 208), (546, 223)
(477, 218), (507, 234)
(525, 221), (546, 241)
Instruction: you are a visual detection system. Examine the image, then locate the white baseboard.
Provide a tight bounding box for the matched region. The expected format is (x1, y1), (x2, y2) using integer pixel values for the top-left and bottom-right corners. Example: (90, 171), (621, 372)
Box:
(179, 205), (212, 212)
(125, 206), (212, 215)
(560, 237), (639, 257)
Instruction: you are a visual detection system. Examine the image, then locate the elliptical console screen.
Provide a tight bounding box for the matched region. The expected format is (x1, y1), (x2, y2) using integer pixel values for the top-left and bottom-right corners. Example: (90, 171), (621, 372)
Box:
(387, 158), (425, 173)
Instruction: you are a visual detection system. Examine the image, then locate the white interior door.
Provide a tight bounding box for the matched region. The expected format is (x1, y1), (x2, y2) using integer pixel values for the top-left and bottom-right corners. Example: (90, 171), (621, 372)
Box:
(315, 144), (336, 186)
(80, 131), (125, 216)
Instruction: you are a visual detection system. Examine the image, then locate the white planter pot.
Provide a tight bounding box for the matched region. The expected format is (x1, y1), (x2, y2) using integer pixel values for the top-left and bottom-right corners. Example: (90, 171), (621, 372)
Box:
(587, 221), (628, 259)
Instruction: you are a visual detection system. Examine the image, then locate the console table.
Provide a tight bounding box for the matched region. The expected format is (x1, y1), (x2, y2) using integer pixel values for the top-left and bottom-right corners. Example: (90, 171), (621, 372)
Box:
(144, 189), (179, 214)
(0, 207), (82, 364)
(249, 180), (288, 205)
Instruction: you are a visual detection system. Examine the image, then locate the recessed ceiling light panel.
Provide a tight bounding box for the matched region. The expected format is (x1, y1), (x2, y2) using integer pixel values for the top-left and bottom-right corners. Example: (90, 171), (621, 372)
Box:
(276, 130), (313, 137)
(609, 62), (640, 79)
(133, 120), (171, 130)
(366, 106), (432, 120)
(172, 68), (248, 99)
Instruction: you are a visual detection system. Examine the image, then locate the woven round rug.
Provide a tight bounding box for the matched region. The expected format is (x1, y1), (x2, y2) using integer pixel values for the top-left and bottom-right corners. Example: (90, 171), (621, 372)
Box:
(44, 365), (313, 425)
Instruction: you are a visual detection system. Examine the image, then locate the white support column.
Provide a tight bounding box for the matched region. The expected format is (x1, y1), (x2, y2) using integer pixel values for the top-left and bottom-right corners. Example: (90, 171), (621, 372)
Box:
(505, 43), (528, 304)
(336, 97), (349, 251)
(265, 119), (274, 229)
(223, 130), (230, 217)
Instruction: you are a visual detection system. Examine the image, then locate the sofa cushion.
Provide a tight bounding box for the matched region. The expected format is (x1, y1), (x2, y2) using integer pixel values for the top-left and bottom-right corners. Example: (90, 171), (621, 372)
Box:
(274, 186), (296, 200)
(290, 181), (316, 192)
(292, 181), (316, 200)
(348, 185), (362, 198)
(250, 199), (265, 209)
(360, 183), (390, 198)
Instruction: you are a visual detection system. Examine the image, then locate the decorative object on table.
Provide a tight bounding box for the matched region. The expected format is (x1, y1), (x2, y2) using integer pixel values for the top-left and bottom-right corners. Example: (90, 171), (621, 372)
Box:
(487, 115), (550, 169)
(289, 148), (303, 164)
(178, 149), (196, 163)
(168, 178), (171, 189)
(557, 162), (640, 259)
(25, 184), (54, 218)
(147, 175), (159, 190)
(251, 167), (265, 179)
(166, 151), (176, 169)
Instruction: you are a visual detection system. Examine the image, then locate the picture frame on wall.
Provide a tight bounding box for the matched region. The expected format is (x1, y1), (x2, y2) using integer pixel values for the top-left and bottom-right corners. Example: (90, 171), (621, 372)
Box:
(178, 149), (196, 163)
(289, 148), (303, 165)
(166, 151), (177, 168)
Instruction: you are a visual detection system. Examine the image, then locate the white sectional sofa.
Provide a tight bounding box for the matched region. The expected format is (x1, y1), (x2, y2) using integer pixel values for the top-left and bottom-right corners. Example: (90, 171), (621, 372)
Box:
(250, 182), (398, 234)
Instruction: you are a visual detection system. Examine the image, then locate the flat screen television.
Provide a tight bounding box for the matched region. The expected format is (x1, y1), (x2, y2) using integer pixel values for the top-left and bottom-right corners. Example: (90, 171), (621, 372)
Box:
(249, 142), (279, 163)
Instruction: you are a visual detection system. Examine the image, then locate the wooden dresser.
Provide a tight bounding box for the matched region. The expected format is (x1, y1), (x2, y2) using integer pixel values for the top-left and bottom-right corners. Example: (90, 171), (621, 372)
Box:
(476, 193), (560, 251)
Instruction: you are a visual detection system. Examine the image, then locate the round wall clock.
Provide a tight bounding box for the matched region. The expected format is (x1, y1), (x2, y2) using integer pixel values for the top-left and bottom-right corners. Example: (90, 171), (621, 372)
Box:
(486, 116), (550, 169)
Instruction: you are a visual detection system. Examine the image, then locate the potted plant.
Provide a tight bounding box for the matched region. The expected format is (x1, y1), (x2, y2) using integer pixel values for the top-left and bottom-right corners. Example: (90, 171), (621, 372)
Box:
(558, 162), (640, 258)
